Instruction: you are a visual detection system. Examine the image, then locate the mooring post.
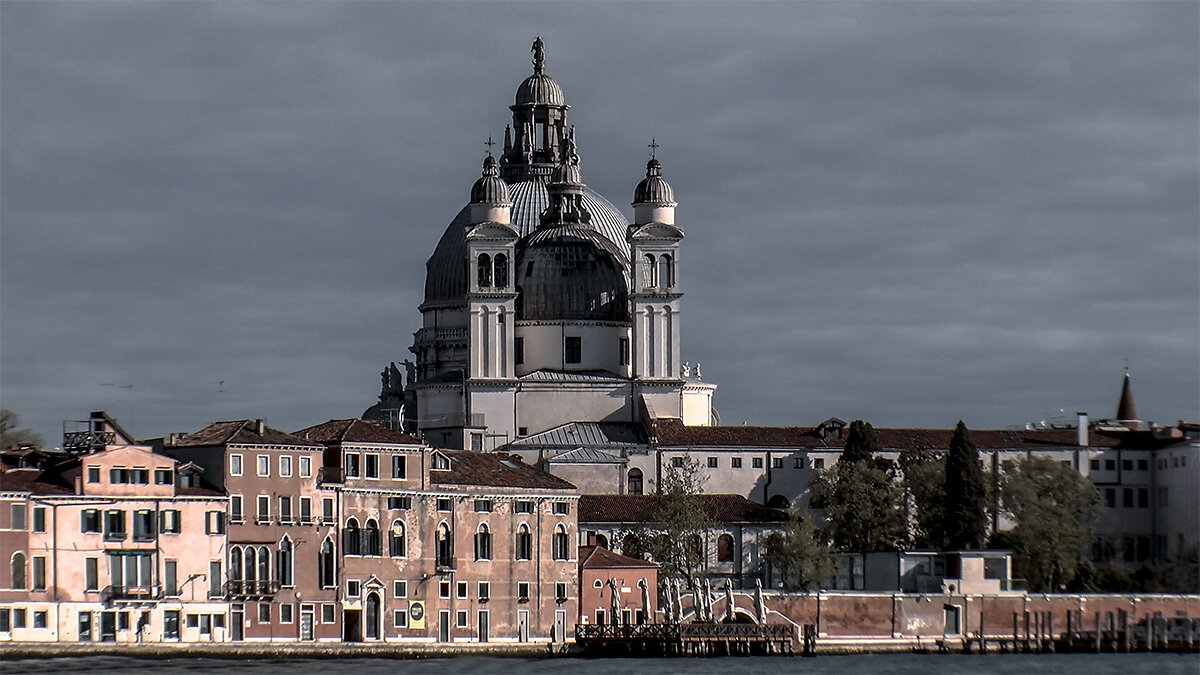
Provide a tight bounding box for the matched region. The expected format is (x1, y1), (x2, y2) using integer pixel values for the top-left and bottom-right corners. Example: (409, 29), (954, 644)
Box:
(1094, 611), (1102, 652)
(979, 611), (986, 654)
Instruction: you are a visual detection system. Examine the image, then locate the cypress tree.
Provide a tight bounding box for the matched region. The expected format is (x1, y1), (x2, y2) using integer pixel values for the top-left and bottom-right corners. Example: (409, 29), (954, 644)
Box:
(841, 419), (880, 465)
(944, 420), (988, 549)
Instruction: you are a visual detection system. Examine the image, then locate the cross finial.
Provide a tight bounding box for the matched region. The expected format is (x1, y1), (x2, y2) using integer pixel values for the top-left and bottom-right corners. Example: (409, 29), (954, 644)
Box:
(648, 137), (659, 158)
(485, 136), (495, 156)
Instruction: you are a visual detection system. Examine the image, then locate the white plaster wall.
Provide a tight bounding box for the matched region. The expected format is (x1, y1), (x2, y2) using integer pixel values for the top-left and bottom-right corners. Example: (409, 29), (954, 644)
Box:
(514, 323), (630, 376)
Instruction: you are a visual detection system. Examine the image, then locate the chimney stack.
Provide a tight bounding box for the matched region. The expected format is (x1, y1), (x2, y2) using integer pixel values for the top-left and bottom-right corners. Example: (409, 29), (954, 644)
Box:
(1076, 412), (1089, 447)
(255, 419), (265, 435)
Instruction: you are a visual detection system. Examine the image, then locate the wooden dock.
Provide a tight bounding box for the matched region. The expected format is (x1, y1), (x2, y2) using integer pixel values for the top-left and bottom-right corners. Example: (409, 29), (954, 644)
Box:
(574, 622), (797, 656)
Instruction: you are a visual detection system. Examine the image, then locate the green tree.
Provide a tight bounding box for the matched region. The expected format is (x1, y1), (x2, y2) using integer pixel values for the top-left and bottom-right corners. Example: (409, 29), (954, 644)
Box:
(812, 421), (906, 552)
(998, 455), (1102, 591)
(0, 410), (43, 450)
(898, 444), (947, 549)
(944, 421), (988, 549)
(643, 455), (713, 584)
(764, 507), (836, 591)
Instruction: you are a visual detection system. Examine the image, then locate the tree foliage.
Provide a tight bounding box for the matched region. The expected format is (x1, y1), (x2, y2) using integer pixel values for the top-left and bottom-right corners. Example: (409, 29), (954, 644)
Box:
(812, 420), (905, 552)
(631, 455), (713, 585)
(944, 421), (989, 549)
(0, 410), (43, 450)
(764, 507), (836, 591)
(898, 444), (947, 549)
(998, 455), (1102, 591)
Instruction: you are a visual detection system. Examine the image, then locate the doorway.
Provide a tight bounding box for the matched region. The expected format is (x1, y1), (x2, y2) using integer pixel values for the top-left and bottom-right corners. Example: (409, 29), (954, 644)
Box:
(343, 609), (363, 642)
(230, 605), (244, 641)
(99, 611), (116, 642)
(518, 610), (529, 643)
(477, 610), (489, 643)
(300, 604), (315, 641)
(438, 610), (450, 642)
(365, 593), (381, 640)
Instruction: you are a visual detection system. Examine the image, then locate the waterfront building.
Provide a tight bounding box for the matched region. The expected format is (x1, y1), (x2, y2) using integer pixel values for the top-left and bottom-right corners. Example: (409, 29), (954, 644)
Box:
(578, 538), (658, 626)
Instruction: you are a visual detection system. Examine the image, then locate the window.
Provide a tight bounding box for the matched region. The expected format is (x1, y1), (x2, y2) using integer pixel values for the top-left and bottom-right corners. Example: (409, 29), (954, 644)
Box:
(205, 510), (226, 535)
(731, 457), (742, 468)
(478, 253), (492, 288)
(163, 560), (177, 596)
(279, 496), (293, 524)
(278, 538), (293, 587)
(516, 524), (532, 561)
(456, 610), (468, 628)
(794, 457), (806, 469)
(439, 581), (451, 598)
(280, 603), (293, 624)
(109, 468), (129, 484)
(565, 336), (582, 364)
(319, 538), (335, 589)
(457, 581), (468, 599)
(322, 604), (336, 623)
(494, 253), (508, 288)
(257, 455), (270, 477)
(1138, 488), (1149, 508)
(104, 509), (126, 540)
(11, 504), (26, 530)
(81, 509), (101, 533)
(258, 603), (271, 623)
(365, 454), (379, 479)
(132, 510), (155, 541)
(515, 500), (534, 514)
(552, 525), (569, 561)
(131, 468), (149, 485)
(431, 453), (451, 470)
(671, 456), (684, 468)
(392, 455), (407, 479)
(160, 509), (181, 534)
(1105, 459), (1116, 471)
(627, 468), (643, 496)
(436, 523), (453, 568)
(707, 457), (717, 468)
(517, 581), (530, 602)
(363, 519), (382, 556)
(553, 501), (570, 515)
(322, 498), (335, 524)
(299, 455), (312, 478)
(393, 580), (407, 598)
(619, 337), (630, 366)
(772, 458), (784, 469)
(299, 497), (312, 524)
(812, 458), (825, 470)
(642, 253), (657, 287)
(389, 520), (407, 557)
(280, 455), (293, 478)
(474, 524), (493, 561)
(1089, 459), (1100, 470)
(230, 454), (243, 476)
(514, 337), (524, 365)
(1137, 459), (1148, 471)
(474, 499), (493, 512)
(1121, 459), (1132, 471)
(13, 609), (26, 629)
(347, 580), (361, 598)
(555, 582), (567, 602)
(33, 611), (47, 629)
(1105, 488), (1116, 508)
(471, 433), (483, 452)
(85, 557), (98, 591)
(658, 253), (674, 288)
(257, 496), (270, 524)
(1123, 488), (1134, 508)
(717, 534), (735, 563)
(752, 457), (764, 469)
(478, 581), (490, 601)
(388, 496), (411, 510)
(393, 610), (407, 629)
(437, 498), (452, 512)
(344, 519), (361, 556)
(208, 561), (221, 597)
(154, 469), (173, 485)
(230, 496), (244, 523)
(31, 507), (45, 533)
(32, 556), (46, 590)
(87, 466), (101, 483)
(345, 453), (360, 478)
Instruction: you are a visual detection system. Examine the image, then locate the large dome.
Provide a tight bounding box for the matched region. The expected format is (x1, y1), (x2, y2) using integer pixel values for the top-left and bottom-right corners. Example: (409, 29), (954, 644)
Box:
(515, 227), (628, 322)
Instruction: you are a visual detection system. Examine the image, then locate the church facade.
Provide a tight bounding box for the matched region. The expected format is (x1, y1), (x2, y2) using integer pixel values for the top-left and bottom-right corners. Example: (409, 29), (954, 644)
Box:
(367, 39), (715, 450)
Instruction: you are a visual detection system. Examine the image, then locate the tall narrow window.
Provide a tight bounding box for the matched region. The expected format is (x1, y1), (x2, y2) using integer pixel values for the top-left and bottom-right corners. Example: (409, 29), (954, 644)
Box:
(643, 254), (656, 288)
(436, 523), (453, 568)
(494, 253), (508, 288)
(619, 337), (630, 366)
(344, 518), (361, 556)
(11, 552), (26, 590)
(514, 337), (524, 365)
(278, 537), (293, 587)
(552, 525), (569, 561)
(363, 519), (381, 556)
(85, 557), (99, 591)
(478, 253), (492, 288)
(627, 468), (644, 496)
(717, 534), (735, 563)
(515, 524), (532, 561)
(389, 520), (406, 557)
(659, 254), (674, 288)
(565, 336), (581, 364)
(319, 538), (335, 588)
(474, 524), (492, 561)
(163, 560), (177, 596)
(392, 455), (407, 479)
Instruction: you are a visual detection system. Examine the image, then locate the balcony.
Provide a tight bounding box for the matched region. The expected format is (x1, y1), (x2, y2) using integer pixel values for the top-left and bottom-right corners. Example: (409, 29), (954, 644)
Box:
(223, 580), (280, 599)
(435, 557), (456, 574)
(101, 585), (161, 605)
(318, 466), (344, 486)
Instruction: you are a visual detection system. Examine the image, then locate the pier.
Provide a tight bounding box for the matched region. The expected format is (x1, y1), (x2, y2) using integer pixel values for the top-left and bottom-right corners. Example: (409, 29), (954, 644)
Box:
(575, 622), (796, 656)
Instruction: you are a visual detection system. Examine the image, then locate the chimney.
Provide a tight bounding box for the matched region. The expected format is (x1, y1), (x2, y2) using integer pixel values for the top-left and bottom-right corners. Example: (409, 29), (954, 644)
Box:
(255, 419), (265, 435)
(1076, 412), (1089, 447)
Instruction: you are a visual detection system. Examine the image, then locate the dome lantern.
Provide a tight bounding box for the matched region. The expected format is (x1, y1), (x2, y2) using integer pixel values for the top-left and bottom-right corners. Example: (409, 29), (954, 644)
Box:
(632, 145), (677, 225)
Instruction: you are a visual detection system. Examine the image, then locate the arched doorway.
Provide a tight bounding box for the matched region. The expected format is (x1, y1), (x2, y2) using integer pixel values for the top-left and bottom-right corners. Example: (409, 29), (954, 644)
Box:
(365, 591), (381, 640)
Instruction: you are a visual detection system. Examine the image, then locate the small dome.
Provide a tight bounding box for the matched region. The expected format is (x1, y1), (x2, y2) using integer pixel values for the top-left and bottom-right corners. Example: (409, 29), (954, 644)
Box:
(633, 158), (675, 205)
(551, 161), (583, 186)
(470, 155), (510, 205)
(515, 73), (565, 107)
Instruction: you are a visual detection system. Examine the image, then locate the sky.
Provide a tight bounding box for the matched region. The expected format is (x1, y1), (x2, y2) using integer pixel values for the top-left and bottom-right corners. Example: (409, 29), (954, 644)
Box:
(2, 1), (1197, 446)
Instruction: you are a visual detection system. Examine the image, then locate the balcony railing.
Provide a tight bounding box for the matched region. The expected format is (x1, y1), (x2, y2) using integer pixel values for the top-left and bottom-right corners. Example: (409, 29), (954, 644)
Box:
(101, 585), (161, 604)
(223, 580), (281, 599)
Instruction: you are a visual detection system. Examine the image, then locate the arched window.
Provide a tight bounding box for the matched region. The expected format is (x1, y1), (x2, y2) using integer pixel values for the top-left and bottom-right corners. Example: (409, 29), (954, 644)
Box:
(389, 520), (406, 557)
(643, 254), (657, 288)
(596, 533), (609, 549)
(474, 523), (492, 561)
(515, 523), (532, 561)
(344, 518), (360, 556)
(436, 523), (453, 568)
(627, 468), (643, 496)
(658, 254), (674, 288)
(229, 547), (243, 581)
(278, 537), (293, 587)
(319, 538), (335, 588)
(552, 524), (569, 561)
(11, 552), (26, 590)
(717, 534), (735, 563)
(477, 253), (492, 288)
(244, 546), (256, 582)
(766, 495), (790, 509)
(363, 519), (381, 556)
(494, 253), (508, 288)
(257, 546), (270, 583)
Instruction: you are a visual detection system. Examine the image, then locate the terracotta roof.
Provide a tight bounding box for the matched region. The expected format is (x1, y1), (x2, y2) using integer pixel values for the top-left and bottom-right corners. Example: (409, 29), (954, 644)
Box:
(294, 419), (422, 446)
(579, 494), (786, 524)
(169, 420), (321, 448)
(431, 451), (576, 491)
(651, 419), (1122, 450)
(0, 466), (74, 495)
(579, 545), (658, 570)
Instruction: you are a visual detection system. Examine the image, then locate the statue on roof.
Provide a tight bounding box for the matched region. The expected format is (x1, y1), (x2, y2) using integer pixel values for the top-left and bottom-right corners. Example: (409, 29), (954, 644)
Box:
(532, 37), (545, 74)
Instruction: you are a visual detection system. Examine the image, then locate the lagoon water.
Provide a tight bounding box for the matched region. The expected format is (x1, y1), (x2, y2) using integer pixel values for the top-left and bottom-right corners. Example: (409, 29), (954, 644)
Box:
(4, 654), (1198, 675)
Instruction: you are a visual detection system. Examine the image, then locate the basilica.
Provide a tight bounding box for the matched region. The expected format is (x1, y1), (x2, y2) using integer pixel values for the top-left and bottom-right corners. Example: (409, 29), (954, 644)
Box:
(366, 38), (716, 451)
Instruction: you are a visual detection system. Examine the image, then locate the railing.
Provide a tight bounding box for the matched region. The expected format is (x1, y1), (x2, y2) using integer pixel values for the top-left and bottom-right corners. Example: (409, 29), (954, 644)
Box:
(63, 431), (115, 453)
(223, 580), (281, 598)
(101, 585), (161, 604)
(576, 622), (795, 643)
(413, 327), (468, 345)
(436, 557), (456, 572)
(319, 466), (344, 485)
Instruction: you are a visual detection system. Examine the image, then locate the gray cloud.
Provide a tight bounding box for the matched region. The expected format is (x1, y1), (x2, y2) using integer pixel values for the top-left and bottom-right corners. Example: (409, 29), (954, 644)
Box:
(2, 1), (1196, 444)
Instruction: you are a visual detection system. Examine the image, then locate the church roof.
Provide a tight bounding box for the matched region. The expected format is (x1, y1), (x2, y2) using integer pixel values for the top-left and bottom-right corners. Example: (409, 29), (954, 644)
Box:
(510, 421), (648, 448)
(518, 369), (627, 382)
(579, 493), (787, 524)
(548, 447), (626, 465)
(1117, 372), (1139, 422)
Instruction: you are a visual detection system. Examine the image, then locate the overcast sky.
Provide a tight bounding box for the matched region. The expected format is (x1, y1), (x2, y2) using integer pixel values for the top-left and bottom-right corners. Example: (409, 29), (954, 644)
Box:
(2, 1), (1197, 446)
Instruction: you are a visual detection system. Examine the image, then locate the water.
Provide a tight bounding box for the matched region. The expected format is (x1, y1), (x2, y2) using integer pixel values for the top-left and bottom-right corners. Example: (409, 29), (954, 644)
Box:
(3, 654), (1197, 675)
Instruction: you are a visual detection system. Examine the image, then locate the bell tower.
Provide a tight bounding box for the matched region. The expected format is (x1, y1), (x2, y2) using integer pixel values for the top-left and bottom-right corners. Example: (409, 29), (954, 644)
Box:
(627, 150), (683, 380)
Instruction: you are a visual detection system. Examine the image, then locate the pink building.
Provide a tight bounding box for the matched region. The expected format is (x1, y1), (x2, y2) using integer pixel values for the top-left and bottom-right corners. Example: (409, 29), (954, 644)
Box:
(578, 541), (658, 627)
